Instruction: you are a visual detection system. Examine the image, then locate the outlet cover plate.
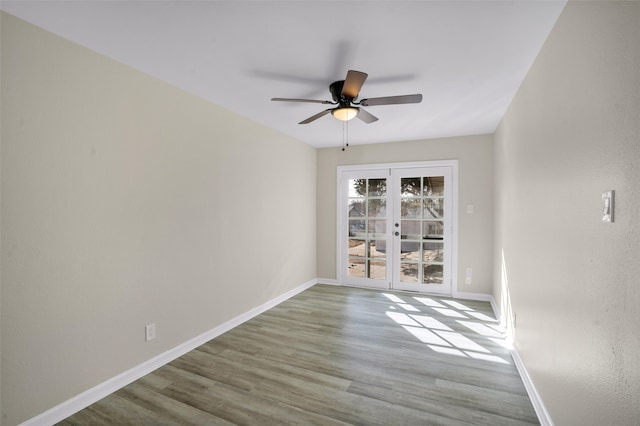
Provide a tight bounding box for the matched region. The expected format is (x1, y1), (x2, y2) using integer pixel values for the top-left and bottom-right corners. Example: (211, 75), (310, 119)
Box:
(145, 324), (156, 341)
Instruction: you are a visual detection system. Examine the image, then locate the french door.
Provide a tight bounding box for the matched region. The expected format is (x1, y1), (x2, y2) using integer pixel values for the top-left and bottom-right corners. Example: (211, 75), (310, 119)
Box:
(338, 162), (456, 295)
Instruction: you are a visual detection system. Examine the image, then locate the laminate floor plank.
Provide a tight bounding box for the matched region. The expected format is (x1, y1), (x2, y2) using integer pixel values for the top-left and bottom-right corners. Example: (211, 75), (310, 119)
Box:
(249, 373), (468, 426)
(117, 381), (234, 426)
(58, 284), (539, 425)
(345, 380), (534, 426)
(154, 364), (352, 426)
(60, 393), (184, 426)
(204, 348), (354, 392)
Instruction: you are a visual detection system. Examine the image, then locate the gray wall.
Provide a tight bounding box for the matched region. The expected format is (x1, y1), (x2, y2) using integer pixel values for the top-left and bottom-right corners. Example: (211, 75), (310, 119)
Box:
(1, 13), (317, 425)
(317, 135), (494, 296)
(493, 2), (640, 424)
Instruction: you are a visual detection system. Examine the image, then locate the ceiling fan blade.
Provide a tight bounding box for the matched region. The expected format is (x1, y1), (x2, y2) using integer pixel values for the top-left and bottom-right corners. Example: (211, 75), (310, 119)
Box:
(356, 108), (378, 124)
(360, 94), (423, 106)
(341, 70), (368, 99)
(299, 109), (333, 124)
(272, 97), (333, 104)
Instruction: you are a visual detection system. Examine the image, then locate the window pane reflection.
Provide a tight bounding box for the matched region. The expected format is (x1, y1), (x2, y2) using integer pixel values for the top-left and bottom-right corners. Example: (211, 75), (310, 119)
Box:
(368, 260), (386, 279)
(398, 174), (446, 286)
(423, 264), (443, 284)
(368, 220), (386, 238)
(368, 199), (386, 217)
(423, 176), (444, 196)
(401, 262), (419, 282)
(348, 239), (366, 257)
(401, 220), (421, 240)
(401, 177), (421, 196)
(423, 198), (443, 219)
(347, 177), (387, 281)
(349, 219), (366, 237)
(348, 199), (365, 217)
(368, 179), (386, 197)
(348, 179), (366, 198)
(401, 198), (421, 218)
(423, 221), (443, 239)
(370, 240), (386, 259)
(423, 242), (444, 262)
(348, 257), (365, 277)
(401, 241), (419, 259)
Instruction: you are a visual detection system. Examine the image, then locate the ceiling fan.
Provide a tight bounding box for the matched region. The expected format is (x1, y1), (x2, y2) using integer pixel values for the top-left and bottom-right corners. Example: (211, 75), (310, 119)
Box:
(271, 70), (422, 124)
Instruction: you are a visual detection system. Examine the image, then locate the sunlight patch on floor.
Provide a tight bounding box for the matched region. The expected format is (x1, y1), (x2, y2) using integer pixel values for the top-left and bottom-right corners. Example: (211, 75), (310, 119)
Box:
(409, 314), (453, 331)
(413, 296), (446, 308)
(431, 307), (468, 318)
(382, 293), (511, 365)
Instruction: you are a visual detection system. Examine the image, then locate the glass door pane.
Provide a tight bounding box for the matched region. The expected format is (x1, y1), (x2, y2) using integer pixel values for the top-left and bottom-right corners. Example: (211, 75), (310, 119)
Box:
(339, 163), (455, 295)
(393, 169), (451, 295)
(341, 170), (391, 289)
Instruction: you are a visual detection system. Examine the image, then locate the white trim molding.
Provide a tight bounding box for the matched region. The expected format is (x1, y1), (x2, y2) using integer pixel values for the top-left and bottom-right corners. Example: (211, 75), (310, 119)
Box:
(510, 348), (554, 426)
(316, 278), (340, 286)
(452, 290), (493, 302)
(487, 295), (553, 426)
(20, 278), (318, 426)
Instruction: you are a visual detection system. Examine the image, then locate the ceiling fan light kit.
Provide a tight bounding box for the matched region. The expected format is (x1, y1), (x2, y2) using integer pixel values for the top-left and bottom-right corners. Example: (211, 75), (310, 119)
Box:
(271, 69), (422, 125)
(332, 107), (359, 121)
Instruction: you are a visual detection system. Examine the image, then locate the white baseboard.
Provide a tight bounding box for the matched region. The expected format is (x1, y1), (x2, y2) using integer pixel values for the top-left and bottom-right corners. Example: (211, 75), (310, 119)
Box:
(510, 347), (553, 426)
(452, 290), (493, 302)
(487, 296), (553, 426)
(488, 296), (500, 324)
(316, 278), (339, 286)
(20, 278), (318, 426)
(487, 295), (507, 333)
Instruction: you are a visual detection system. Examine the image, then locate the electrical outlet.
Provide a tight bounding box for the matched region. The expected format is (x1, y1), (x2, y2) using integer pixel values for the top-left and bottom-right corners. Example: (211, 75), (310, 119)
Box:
(512, 312), (517, 328)
(145, 324), (156, 341)
(465, 267), (472, 284)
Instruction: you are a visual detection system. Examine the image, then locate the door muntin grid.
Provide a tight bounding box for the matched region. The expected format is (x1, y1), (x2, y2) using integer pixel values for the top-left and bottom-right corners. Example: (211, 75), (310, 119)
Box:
(340, 163), (454, 295)
(399, 176), (445, 284)
(347, 178), (387, 280)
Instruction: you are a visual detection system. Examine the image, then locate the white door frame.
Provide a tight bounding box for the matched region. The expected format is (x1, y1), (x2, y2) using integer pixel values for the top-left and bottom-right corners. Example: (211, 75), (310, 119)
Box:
(337, 160), (459, 295)
(338, 168), (392, 290)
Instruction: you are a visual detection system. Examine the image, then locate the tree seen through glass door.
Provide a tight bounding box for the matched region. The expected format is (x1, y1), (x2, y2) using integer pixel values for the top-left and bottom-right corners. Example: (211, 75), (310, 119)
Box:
(348, 178), (387, 279)
(399, 176), (445, 284)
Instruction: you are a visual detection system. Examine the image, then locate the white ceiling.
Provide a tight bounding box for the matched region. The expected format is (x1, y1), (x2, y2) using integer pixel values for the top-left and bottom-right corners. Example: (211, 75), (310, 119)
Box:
(1, 0), (566, 148)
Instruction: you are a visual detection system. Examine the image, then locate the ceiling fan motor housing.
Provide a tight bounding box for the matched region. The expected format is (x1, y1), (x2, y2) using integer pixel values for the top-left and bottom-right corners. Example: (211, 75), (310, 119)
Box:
(330, 80), (351, 105)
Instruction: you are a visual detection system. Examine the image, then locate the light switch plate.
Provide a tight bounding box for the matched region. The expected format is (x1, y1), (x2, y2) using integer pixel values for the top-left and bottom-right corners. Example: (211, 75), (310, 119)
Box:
(602, 190), (614, 223)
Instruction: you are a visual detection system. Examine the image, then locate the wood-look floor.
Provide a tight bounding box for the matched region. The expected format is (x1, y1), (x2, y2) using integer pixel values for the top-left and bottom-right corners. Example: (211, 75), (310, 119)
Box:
(58, 284), (539, 425)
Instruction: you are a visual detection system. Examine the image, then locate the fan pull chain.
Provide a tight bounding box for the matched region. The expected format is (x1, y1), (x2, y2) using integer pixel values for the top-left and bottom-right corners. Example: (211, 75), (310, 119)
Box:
(342, 120), (350, 151)
(342, 121), (345, 151)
